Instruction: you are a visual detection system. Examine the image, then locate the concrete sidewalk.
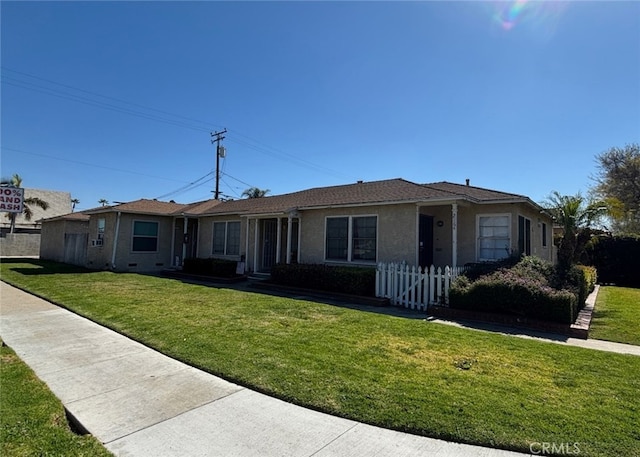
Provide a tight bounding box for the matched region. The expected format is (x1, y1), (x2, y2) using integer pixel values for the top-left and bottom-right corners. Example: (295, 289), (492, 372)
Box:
(1, 281), (535, 457)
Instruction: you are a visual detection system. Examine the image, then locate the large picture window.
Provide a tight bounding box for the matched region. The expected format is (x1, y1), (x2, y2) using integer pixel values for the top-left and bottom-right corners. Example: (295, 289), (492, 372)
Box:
(477, 215), (510, 261)
(326, 216), (377, 262)
(132, 221), (159, 252)
(212, 221), (240, 256)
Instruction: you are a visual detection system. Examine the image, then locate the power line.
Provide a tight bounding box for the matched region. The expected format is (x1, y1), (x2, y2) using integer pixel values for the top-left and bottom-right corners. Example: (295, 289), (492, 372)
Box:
(2, 67), (356, 181)
(1, 146), (186, 183)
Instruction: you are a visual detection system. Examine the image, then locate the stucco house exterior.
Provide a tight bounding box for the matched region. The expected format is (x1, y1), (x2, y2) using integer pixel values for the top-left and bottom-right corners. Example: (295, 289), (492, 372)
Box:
(39, 179), (555, 272)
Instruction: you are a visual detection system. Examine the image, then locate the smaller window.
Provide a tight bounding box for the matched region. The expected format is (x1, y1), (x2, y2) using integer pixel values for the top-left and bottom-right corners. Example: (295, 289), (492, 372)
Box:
(97, 218), (105, 239)
(542, 222), (548, 247)
(132, 221), (159, 252)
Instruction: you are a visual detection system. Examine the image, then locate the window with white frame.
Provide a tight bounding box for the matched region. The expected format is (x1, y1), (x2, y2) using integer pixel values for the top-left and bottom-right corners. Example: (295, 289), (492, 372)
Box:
(212, 221), (240, 256)
(132, 221), (159, 252)
(97, 218), (105, 239)
(477, 215), (510, 261)
(326, 215), (377, 262)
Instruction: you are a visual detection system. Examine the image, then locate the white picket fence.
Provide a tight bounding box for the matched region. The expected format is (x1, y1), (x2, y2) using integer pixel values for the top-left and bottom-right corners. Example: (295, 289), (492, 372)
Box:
(375, 262), (463, 311)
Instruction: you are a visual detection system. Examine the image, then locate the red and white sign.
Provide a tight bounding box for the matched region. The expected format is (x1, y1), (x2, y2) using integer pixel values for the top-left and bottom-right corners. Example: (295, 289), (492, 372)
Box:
(0, 187), (25, 213)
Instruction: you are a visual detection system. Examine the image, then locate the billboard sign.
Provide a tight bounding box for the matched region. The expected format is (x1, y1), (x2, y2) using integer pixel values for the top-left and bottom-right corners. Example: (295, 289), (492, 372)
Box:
(0, 187), (25, 213)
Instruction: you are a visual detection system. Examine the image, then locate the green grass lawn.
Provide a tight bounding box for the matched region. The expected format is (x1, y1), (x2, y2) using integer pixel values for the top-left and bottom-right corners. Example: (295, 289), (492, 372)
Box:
(590, 286), (640, 346)
(0, 340), (113, 457)
(1, 260), (639, 457)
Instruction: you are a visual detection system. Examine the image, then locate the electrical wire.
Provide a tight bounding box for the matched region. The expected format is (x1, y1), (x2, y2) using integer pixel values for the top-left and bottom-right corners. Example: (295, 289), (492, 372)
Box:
(2, 67), (356, 181)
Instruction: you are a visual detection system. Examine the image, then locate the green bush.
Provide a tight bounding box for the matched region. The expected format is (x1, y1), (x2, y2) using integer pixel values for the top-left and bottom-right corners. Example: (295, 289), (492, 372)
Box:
(183, 258), (240, 278)
(270, 263), (376, 297)
(584, 235), (640, 287)
(450, 257), (580, 324)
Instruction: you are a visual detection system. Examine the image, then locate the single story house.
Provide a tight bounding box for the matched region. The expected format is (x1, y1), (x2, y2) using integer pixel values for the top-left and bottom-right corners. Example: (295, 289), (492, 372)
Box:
(40, 178), (556, 272)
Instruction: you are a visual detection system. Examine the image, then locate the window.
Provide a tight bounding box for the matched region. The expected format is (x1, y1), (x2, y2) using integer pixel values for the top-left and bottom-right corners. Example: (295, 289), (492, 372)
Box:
(212, 221), (240, 256)
(518, 216), (531, 256)
(542, 222), (548, 247)
(326, 216), (377, 262)
(97, 218), (105, 239)
(326, 217), (349, 260)
(478, 215), (510, 261)
(132, 221), (158, 252)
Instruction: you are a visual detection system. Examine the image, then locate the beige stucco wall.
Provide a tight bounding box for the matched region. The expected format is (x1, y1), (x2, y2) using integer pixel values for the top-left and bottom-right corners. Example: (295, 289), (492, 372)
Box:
(196, 215), (246, 261)
(86, 213), (175, 272)
(450, 202), (555, 266)
(39, 219), (89, 263)
(298, 203), (418, 266)
(182, 200), (555, 272)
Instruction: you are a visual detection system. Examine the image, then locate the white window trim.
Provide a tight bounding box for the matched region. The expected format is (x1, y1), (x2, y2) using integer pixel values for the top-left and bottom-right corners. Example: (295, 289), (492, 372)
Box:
(131, 220), (160, 253)
(212, 220), (241, 256)
(476, 213), (511, 262)
(97, 218), (105, 240)
(324, 215), (378, 264)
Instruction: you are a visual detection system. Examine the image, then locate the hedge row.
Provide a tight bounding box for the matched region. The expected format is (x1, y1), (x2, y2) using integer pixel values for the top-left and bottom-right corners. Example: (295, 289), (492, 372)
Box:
(182, 258), (240, 278)
(270, 263), (376, 297)
(584, 235), (640, 287)
(449, 257), (594, 324)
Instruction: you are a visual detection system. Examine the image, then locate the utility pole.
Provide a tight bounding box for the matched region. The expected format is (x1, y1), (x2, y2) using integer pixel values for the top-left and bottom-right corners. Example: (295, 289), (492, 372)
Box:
(211, 128), (227, 200)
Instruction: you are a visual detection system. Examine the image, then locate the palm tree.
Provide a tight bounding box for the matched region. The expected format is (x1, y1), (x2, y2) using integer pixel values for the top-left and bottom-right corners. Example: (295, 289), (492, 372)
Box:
(543, 191), (607, 271)
(98, 198), (109, 207)
(3, 174), (49, 233)
(71, 198), (80, 212)
(241, 187), (270, 199)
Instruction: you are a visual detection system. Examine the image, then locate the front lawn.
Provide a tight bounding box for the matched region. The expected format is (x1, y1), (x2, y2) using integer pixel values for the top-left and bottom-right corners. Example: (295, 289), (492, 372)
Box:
(590, 286), (640, 346)
(1, 260), (639, 457)
(0, 340), (113, 457)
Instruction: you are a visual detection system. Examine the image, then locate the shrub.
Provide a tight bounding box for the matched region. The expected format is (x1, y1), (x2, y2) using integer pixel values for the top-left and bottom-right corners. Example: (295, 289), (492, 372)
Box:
(183, 258), (240, 278)
(584, 235), (640, 287)
(450, 256), (580, 324)
(270, 263), (376, 297)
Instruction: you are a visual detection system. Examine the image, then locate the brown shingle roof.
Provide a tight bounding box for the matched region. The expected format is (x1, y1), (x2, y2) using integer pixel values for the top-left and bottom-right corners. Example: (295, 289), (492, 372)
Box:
(39, 211), (90, 223)
(84, 199), (190, 216)
(424, 182), (530, 202)
(79, 179), (540, 219)
(186, 179), (457, 216)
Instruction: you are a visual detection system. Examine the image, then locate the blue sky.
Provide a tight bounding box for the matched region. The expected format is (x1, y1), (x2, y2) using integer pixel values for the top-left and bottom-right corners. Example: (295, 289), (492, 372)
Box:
(2, 1), (639, 211)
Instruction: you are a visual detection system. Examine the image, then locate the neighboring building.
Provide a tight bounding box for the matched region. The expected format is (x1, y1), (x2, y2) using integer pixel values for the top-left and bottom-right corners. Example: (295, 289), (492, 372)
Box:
(0, 188), (72, 257)
(39, 179), (556, 272)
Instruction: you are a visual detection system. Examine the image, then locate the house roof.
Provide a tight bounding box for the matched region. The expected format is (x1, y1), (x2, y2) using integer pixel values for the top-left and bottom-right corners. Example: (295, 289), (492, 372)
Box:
(425, 182), (531, 203)
(74, 179), (543, 220)
(83, 199), (191, 216)
(39, 212), (90, 223)
(187, 178), (539, 217)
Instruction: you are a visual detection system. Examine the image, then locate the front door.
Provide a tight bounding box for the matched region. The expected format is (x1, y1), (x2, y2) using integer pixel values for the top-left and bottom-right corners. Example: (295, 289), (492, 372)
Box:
(261, 219), (278, 271)
(419, 214), (434, 268)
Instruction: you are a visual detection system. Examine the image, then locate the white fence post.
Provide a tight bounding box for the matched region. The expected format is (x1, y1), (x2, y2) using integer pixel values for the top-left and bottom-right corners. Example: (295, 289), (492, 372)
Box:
(375, 262), (459, 310)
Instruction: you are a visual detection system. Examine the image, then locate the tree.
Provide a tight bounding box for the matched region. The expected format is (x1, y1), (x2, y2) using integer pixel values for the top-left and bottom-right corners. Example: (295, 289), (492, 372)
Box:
(98, 199), (109, 206)
(2, 174), (49, 233)
(591, 143), (640, 234)
(71, 198), (80, 212)
(241, 187), (270, 199)
(543, 191), (607, 271)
